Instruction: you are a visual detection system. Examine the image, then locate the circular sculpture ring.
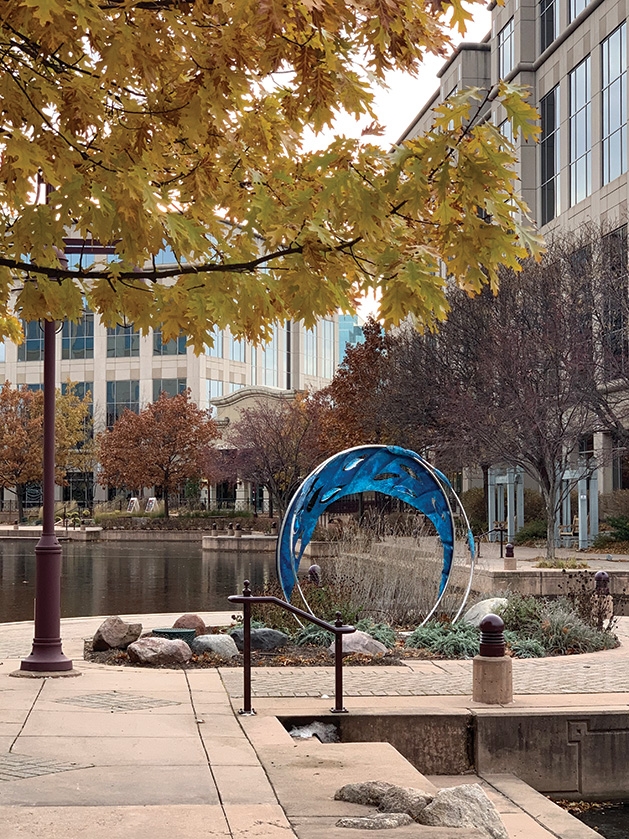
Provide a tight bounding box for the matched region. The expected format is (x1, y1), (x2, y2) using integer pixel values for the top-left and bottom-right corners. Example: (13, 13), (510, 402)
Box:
(276, 445), (476, 624)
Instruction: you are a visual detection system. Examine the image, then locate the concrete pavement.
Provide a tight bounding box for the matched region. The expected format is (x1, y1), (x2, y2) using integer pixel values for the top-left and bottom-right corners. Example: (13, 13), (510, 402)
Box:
(1, 611), (620, 839)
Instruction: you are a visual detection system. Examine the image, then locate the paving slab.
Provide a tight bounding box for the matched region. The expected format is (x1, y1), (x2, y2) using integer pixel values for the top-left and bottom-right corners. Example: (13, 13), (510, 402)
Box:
(0, 804), (230, 839)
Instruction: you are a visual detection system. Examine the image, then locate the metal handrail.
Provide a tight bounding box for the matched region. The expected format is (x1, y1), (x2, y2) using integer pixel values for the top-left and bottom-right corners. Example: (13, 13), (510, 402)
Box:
(228, 580), (356, 715)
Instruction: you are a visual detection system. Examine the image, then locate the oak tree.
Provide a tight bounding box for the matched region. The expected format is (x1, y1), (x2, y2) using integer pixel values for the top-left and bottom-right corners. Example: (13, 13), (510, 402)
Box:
(0, 380), (91, 520)
(97, 390), (218, 516)
(227, 393), (327, 518)
(0, 1), (542, 349)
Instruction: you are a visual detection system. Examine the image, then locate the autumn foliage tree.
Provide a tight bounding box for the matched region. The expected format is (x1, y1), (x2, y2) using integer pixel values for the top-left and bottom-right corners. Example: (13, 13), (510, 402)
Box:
(227, 394), (328, 518)
(0, 1), (542, 348)
(0, 381), (90, 520)
(97, 391), (218, 516)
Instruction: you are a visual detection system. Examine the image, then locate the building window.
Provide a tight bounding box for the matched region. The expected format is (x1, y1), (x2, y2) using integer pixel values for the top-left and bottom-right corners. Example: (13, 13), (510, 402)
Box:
(602, 24), (627, 186)
(262, 326), (277, 387)
(569, 0), (588, 22)
(499, 118), (514, 146)
(569, 57), (591, 206)
(0, 343), (5, 363)
(540, 0), (558, 52)
(540, 85), (561, 224)
(304, 326), (317, 376)
(229, 381), (244, 393)
(322, 319), (335, 379)
(207, 378), (223, 417)
(18, 321), (45, 362)
(229, 334), (245, 362)
(152, 378), (186, 401)
(206, 325), (223, 357)
(62, 311), (94, 360)
(153, 329), (186, 356)
(106, 380), (139, 428)
(602, 225), (629, 378)
(498, 18), (515, 79)
(107, 324), (139, 357)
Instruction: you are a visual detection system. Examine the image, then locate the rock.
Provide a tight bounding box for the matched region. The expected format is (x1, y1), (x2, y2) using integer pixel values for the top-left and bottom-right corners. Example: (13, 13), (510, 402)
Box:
(334, 781), (396, 806)
(173, 613), (207, 636)
(229, 628), (290, 652)
(191, 634), (239, 658)
(336, 813), (414, 830)
(378, 786), (433, 820)
(328, 630), (387, 657)
(127, 637), (192, 666)
(93, 616), (142, 651)
(418, 784), (508, 839)
(463, 598), (508, 627)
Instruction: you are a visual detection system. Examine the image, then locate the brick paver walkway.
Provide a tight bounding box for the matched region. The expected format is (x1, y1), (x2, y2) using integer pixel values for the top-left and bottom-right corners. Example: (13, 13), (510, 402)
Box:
(219, 630), (629, 697)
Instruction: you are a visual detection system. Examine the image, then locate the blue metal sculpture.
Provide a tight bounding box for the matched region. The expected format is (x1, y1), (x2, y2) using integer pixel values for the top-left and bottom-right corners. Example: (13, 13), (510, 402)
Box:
(276, 445), (475, 624)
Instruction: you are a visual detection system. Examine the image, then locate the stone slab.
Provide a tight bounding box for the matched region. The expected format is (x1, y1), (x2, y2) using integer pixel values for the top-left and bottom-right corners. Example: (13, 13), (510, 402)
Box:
(0, 804), (230, 839)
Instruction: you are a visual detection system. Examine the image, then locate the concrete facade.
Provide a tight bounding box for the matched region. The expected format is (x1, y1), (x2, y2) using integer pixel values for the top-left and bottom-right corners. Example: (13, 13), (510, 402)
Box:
(400, 0), (629, 525)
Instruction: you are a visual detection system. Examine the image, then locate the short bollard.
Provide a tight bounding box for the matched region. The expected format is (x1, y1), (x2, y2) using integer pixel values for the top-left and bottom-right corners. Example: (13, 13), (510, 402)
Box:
(503, 543), (516, 571)
(472, 614), (513, 705)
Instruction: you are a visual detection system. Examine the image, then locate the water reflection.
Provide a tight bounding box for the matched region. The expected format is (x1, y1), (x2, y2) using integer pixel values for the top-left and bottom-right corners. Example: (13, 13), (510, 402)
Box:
(0, 541), (278, 623)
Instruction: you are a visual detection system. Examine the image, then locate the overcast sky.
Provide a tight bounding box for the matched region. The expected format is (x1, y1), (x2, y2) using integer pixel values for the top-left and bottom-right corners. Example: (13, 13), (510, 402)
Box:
(328, 5), (492, 147)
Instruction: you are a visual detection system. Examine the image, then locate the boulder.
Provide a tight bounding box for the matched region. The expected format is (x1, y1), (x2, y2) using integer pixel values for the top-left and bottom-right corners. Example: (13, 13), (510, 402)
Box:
(336, 813), (414, 830)
(127, 637), (192, 666)
(378, 786), (433, 820)
(328, 630), (387, 657)
(463, 598), (508, 628)
(418, 784), (508, 839)
(191, 634), (239, 658)
(230, 628), (290, 652)
(173, 613), (207, 636)
(93, 616), (142, 651)
(334, 781), (396, 807)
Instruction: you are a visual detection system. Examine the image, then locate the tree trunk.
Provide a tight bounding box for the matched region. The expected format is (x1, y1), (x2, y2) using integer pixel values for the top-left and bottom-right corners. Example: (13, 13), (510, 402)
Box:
(163, 487), (169, 518)
(542, 482), (558, 562)
(16, 484), (24, 523)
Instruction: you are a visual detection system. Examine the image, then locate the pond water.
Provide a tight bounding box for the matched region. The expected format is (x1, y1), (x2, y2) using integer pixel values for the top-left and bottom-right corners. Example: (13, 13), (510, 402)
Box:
(0, 541), (278, 623)
(575, 803), (629, 838)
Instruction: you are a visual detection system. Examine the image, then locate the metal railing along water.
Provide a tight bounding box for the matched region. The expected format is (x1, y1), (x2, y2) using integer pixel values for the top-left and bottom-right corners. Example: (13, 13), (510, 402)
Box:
(228, 580), (356, 715)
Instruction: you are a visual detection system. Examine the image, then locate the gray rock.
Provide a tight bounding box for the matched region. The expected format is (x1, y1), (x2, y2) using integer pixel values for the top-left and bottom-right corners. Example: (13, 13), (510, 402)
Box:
(230, 628), (290, 652)
(463, 598), (508, 627)
(127, 637), (192, 666)
(378, 786), (433, 820)
(336, 813), (414, 830)
(418, 784), (509, 839)
(328, 630), (388, 657)
(191, 633), (239, 658)
(334, 781), (396, 806)
(93, 616), (142, 651)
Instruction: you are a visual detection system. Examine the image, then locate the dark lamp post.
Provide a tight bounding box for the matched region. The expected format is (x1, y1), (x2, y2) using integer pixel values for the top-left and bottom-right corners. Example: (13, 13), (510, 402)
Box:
(20, 259), (73, 673)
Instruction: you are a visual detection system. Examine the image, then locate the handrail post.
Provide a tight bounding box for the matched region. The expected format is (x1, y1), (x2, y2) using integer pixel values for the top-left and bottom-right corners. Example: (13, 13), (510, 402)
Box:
(331, 611), (348, 714)
(240, 580), (255, 715)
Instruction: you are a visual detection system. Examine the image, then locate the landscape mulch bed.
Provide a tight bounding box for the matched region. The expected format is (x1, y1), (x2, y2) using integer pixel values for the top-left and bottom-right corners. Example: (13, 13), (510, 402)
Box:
(83, 639), (438, 668)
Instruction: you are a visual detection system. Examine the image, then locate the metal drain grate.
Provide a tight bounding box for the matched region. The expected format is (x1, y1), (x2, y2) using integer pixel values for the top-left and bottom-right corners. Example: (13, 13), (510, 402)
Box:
(53, 691), (181, 712)
(0, 753), (92, 782)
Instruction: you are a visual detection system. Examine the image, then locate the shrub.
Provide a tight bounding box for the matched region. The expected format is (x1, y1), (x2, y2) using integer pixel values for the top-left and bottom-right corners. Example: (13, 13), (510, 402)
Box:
(522, 489), (546, 523)
(293, 623), (334, 647)
(606, 515), (629, 542)
(599, 489), (629, 520)
(355, 619), (397, 649)
(497, 594), (545, 636)
(405, 621), (479, 658)
(536, 557), (589, 569)
(508, 638), (546, 658)
(513, 520), (547, 545)
(535, 599), (617, 655)
(460, 487), (487, 534)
